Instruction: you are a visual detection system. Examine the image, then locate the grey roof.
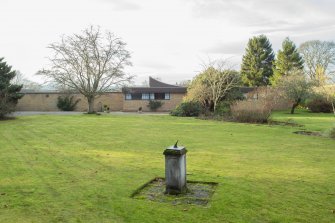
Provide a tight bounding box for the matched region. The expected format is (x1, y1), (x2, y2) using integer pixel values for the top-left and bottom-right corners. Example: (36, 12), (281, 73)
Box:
(20, 89), (59, 94)
(149, 76), (180, 88)
(123, 77), (187, 94)
(20, 90), (121, 94)
(123, 87), (187, 94)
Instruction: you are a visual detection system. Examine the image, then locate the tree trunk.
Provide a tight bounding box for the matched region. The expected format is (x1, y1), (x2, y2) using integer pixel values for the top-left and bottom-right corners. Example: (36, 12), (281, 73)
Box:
(87, 97), (95, 113)
(290, 98), (301, 114)
(213, 101), (217, 113)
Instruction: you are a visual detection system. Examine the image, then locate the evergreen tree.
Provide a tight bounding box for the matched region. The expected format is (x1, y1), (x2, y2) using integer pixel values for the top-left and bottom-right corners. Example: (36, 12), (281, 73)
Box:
(241, 35), (275, 86)
(0, 58), (24, 119)
(271, 38), (304, 85)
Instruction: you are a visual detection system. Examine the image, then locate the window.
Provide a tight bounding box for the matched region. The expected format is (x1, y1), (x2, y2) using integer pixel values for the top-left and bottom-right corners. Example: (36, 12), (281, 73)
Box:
(154, 93), (165, 100)
(125, 93), (131, 100)
(142, 93), (150, 100)
(125, 92), (171, 100)
(131, 93), (142, 100)
(165, 93), (170, 100)
(150, 93), (155, 100)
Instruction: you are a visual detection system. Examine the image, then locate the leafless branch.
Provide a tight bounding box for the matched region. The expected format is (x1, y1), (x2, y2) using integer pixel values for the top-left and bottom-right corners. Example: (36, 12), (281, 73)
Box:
(37, 25), (133, 112)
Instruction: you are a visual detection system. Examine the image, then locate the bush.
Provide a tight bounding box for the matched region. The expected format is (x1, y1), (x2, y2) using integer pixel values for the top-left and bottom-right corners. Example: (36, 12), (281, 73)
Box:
(57, 95), (80, 111)
(214, 101), (231, 117)
(170, 101), (202, 117)
(0, 58), (24, 119)
(230, 99), (272, 123)
(306, 95), (333, 113)
(224, 88), (245, 101)
(103, 105), (110, 112)
(147, 100), (163, 111)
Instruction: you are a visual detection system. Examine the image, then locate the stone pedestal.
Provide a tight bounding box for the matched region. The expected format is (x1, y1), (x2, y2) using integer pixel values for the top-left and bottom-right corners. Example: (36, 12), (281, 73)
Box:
(163, 145), (187, 194)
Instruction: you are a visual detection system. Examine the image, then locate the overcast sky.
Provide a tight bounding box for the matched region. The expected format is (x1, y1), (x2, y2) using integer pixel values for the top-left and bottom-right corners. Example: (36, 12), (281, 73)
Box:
(1, 0), (334, 85)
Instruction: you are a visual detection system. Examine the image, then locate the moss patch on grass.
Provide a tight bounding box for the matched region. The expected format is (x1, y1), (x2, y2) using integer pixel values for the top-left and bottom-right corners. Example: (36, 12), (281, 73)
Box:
(293, 130), (322, 136)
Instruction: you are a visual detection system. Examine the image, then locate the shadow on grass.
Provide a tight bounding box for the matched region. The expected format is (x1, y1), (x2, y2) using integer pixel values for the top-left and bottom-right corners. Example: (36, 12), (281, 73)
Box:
(0, 116), (16, 121)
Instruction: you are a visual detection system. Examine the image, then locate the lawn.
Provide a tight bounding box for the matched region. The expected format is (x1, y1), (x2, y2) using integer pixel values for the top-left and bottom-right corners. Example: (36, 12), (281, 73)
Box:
(0, 111), (334, 222)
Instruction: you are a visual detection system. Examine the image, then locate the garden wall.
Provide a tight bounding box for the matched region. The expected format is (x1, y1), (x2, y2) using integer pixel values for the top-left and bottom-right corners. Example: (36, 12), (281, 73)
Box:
(16, 92), (124, 112)
(245, 87), (292, 110)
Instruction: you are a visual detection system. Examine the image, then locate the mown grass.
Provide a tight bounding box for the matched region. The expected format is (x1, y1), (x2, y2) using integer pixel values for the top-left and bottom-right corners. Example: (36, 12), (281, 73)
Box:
(271, 109), (335, 133)
(0, 110), (334, 222)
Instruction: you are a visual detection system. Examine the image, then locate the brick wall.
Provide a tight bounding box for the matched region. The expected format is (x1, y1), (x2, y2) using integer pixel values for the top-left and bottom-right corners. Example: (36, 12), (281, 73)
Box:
(122, 93), (185, 112)
(16, 92), (124, 112)
(245, 87), (292, 110)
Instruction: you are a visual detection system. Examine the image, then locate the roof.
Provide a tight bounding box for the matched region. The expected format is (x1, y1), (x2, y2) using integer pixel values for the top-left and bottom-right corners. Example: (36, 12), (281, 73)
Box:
(20, 90), (122, 94)
(123, 77), (187, 94)
(123, 87), (187, 94)
(149, 76), (180, 88)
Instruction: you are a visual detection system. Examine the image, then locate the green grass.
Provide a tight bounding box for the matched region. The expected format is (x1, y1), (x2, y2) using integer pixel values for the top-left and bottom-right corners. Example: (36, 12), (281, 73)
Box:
(0, 111), (334, 222)
(271, 109), (335, 133)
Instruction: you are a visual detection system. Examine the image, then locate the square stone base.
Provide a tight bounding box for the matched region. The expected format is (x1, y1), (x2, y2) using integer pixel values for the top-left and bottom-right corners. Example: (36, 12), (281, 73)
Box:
(131, 178), (218, 206)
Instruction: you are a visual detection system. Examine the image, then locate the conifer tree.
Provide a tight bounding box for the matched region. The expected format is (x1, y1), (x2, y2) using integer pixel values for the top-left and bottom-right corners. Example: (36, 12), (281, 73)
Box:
(271, 38), (304, 85)
(0, 58), (23, 119)
(241, 35), (275, 86)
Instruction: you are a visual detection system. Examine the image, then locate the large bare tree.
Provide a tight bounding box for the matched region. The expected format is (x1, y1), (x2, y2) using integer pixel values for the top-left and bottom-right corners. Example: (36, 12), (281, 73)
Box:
(185, 60), (240, 112)
(38, 26), (133, 113)
(299, 40), (335, 80)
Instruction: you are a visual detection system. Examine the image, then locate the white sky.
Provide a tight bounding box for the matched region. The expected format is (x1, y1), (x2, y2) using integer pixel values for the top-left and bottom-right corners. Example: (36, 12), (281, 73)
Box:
(1, 0), (334, 85)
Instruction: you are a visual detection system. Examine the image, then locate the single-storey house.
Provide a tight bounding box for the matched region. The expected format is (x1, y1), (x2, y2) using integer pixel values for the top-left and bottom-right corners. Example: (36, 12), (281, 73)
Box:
(122, 77), (187, 112)
(16, 77), (187, 112)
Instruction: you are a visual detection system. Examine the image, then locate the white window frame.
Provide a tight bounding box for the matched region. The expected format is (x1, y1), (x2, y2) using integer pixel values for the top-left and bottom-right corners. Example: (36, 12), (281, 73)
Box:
(142, 93), (150, 100)
(164, 93), (170, 100)
(125, 93), (132, 100)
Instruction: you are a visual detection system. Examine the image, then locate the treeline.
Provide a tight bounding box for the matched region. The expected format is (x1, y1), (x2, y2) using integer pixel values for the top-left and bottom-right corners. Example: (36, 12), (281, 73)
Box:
(171, 35), (335, 120)
(241, 35), (335, 87)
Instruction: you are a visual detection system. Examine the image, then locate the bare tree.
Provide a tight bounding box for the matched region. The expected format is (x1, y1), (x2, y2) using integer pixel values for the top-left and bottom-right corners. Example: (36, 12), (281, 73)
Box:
(185, 59), (240, 112)
(205, 61), (240, 112)
(38, 26), (133, 113)
(299, 40), (335, 80)
(314, 65), (335, 115)
(11, 70), (24, 85)
(11, 70), (42, 91)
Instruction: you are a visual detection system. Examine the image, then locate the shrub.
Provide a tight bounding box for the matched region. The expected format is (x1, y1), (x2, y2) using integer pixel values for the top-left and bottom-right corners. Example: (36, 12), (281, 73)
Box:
(224, 87), (245, 101)
(57, 95), (80, 111)
(306, 95), (333, 113)
(0, 58), (24, 119)
(214, 101), (231, 117)
(147, 100), (163, 111)
(230, 99), (272, 123)
(170, 101), (202, 117)
(103, 105), (111, 112)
